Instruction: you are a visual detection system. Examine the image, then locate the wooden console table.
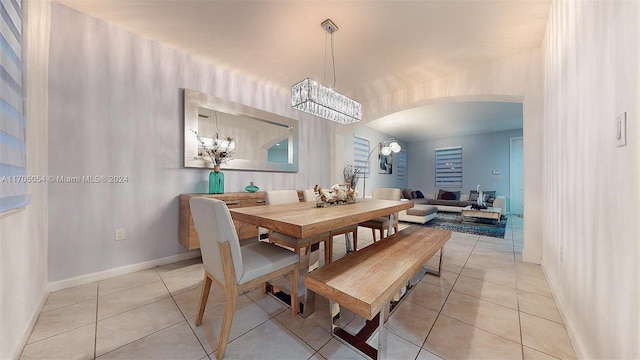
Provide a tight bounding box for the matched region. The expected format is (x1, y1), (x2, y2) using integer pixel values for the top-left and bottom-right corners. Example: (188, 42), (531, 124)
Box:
(179, 191), (304, 250)
(179, 192), (266, 250)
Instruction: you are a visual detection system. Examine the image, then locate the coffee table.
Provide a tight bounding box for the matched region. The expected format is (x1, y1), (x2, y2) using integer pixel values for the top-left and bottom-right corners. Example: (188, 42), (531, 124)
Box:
(461, 205), (502, 224)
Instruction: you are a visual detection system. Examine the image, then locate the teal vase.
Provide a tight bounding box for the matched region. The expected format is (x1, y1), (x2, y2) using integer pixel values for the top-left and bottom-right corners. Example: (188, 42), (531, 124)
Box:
(244, 182), (259, 193)
(209, 166), (224, 194)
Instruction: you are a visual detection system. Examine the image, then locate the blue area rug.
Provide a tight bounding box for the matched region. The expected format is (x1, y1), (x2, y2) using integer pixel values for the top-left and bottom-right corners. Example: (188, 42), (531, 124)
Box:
(421, 211), (507, 238)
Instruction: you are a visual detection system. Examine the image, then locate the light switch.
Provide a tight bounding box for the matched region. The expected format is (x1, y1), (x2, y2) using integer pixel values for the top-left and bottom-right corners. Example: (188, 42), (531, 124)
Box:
(616, 112), (627, 147)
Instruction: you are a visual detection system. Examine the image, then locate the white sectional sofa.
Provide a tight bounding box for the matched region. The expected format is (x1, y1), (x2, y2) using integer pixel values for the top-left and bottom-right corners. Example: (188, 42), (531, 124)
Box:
(401, 189), (506, 215)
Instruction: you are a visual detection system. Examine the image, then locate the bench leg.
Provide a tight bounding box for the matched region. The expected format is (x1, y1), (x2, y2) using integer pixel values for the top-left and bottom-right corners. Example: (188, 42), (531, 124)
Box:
(377, 302), (389, 360)
(424, 247), (444, 277)
(329, 300), (390, 360)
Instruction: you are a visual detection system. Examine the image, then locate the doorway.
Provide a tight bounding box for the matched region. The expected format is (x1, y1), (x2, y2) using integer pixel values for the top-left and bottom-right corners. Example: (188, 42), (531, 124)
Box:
(509, 137), (524, 216)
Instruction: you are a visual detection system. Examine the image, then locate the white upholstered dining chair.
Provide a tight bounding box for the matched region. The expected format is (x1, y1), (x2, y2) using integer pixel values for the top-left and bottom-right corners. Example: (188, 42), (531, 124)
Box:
(266, 190), (333, 264)
(302, 188), (359, 251)
(189, 197), (299, 360)
(358, 188), (402, 241)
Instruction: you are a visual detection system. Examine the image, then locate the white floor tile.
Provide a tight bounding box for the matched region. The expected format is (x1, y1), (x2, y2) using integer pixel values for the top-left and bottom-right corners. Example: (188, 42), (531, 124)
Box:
(19, 222), (577, 360)
(97, 321), (206, 360)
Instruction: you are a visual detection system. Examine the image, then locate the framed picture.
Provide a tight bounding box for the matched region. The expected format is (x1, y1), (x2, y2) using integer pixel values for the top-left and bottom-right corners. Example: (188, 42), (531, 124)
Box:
(378, 148), (393, 174)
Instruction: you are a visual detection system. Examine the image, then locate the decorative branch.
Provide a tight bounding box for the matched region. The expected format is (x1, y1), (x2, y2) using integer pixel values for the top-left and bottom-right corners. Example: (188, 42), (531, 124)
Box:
(343, 164), (360, 188)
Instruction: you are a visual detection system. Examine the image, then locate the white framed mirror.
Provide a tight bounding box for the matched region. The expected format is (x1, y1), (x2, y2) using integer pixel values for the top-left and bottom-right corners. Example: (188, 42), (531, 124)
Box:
(184, 89), (299, 172)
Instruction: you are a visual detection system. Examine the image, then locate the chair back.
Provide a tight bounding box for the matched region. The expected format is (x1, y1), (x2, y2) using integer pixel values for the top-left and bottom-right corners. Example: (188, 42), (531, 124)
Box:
(189, 197), (244, 286)
(372, 188), (402, 201)
(302, 189), (316, 202)
(266, 190), (300, 205)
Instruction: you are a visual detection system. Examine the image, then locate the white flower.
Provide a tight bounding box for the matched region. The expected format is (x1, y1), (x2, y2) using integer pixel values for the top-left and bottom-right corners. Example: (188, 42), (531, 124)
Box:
(191, 129), (235, 166)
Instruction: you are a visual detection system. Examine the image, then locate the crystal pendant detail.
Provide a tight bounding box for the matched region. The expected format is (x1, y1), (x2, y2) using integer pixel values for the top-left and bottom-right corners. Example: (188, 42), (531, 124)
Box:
(291, 78), (361, 124)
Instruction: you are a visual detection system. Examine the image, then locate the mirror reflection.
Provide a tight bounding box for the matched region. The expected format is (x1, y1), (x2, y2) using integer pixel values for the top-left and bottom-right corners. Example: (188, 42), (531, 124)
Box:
(184, 89), (299, 172)
(197, 107), (292, 164)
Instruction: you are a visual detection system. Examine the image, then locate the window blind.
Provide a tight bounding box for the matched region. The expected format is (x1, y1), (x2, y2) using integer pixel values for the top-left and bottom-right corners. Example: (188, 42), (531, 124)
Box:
(396, 150), (407, 181)
(353, 135), (370, 178)
(0, 0), (28, 213)
(435, 146), (462, 188)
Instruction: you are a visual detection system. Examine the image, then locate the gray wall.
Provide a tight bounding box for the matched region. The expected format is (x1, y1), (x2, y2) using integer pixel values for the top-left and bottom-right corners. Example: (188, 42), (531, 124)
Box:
(47, 4), (330, 281)
(542, 1), (639, 357)
(408, 129), (522, 210)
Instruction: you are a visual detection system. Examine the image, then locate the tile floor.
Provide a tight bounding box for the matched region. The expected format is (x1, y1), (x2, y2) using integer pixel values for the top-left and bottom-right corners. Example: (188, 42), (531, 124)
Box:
(20, 216), (577, 360)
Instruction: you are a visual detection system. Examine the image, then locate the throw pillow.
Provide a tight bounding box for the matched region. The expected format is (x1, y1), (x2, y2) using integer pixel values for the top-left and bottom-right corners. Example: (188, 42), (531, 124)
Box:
(402, 189), (412, 199)
(411, 191), (417, 199)
(415, 190), (425, 198)
(441, 191), (457, 200)
(469, 190), (479, 201)
(483, 191), (496, 201)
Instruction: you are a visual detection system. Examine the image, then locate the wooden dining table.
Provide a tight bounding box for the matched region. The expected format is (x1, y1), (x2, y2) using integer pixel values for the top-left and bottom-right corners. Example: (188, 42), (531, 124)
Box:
(229, 198), (414, 316)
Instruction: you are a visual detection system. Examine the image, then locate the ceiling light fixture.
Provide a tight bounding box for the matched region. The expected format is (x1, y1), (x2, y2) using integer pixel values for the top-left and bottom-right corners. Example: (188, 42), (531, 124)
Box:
(291, 19), (362, 125)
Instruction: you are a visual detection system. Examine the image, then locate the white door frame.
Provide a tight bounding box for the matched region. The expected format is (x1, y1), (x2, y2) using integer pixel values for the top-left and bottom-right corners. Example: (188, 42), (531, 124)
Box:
(509, 136), (524, 216)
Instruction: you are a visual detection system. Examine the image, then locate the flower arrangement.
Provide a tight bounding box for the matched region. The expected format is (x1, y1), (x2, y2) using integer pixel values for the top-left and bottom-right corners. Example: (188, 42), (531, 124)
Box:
(191, 129), (235, 167)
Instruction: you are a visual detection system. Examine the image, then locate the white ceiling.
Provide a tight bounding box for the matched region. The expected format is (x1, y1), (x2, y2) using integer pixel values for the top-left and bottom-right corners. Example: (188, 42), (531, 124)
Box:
(57, 0), (549, 140)
(367, 101), (524, 142)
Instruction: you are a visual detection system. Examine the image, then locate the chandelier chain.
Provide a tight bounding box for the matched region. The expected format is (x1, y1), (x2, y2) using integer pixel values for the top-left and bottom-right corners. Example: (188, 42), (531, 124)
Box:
(323, 34), (326, 86)
(330, 32), (336, 88)
(323, 32), (337, 89)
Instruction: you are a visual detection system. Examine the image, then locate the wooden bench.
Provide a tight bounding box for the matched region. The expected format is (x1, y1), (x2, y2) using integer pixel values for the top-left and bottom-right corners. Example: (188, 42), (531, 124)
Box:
(304, 226), (450, 359)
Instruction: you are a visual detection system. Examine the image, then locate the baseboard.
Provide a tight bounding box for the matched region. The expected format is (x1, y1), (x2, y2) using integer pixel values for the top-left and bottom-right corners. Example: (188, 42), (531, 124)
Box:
(10, 288), (48, 360)
(540, 260), (586, 359)
(47, 251), (201, 292)
(522, 254), (541, 264)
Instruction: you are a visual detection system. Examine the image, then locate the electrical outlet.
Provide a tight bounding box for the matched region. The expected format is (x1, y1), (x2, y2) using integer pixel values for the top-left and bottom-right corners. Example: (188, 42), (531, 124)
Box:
(115, 228), (125, 241)
(616, 112), (627, 147)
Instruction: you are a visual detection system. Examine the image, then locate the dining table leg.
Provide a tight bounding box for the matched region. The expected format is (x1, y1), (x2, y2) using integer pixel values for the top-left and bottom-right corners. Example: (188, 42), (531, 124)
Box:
(299, 241), (321, 317)
(388, 213), (397, 237)
(263, 241), (320, 317)
(344, 232), (354, 253)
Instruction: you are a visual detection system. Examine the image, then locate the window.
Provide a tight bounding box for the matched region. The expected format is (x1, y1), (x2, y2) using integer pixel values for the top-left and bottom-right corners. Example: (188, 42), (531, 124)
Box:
(435, 146), (462, 188)
(0, 0), (28, 213)
(396, 150), (407, 181)
(353, 135), (370, 178)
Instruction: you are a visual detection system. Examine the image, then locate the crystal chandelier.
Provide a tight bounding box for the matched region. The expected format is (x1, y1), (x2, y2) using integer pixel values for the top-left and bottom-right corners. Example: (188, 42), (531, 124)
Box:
(291, 19), (362, 125)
